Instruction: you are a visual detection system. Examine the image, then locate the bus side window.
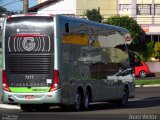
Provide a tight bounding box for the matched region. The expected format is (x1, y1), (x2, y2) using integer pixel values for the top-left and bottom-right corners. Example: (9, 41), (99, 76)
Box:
(65, 23), (69, 33)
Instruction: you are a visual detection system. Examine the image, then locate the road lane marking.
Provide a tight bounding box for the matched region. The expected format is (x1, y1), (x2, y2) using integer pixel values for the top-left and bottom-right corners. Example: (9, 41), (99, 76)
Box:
(129, 99), (142, 101)
(0, 104), (20, 109)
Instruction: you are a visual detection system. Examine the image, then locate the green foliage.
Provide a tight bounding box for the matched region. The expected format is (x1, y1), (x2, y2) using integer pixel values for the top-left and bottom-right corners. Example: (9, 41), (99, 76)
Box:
(85, 8), (103, 23)
(105, 16), (145, 45)
(153, 42), (160, 61)
(141, 40), (154, 61)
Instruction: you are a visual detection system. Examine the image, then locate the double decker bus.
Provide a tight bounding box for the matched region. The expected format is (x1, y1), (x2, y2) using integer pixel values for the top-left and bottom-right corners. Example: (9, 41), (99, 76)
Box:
(2, 14), (135, 111)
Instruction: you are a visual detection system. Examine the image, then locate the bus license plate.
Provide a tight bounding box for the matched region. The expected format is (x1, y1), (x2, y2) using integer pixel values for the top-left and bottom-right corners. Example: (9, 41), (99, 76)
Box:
(25, 95), (34, 99)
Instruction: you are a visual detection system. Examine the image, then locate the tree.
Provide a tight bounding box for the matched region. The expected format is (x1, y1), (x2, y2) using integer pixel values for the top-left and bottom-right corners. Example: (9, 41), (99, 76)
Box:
(105, 16), (145, 46)
(85, 8), (103, 23)
(153, 42), (160, 61)
(0, 6), (7, 17)
(141, 40), (154, 61)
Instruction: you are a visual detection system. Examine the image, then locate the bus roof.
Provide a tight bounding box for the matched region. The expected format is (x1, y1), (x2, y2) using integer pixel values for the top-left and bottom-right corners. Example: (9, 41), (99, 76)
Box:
(7, 14), (129, 35)
(56, 15), (129, 36)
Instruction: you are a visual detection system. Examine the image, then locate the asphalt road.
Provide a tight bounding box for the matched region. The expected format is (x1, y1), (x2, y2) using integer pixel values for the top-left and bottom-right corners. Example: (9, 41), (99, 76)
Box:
(0, 87), (159, 120)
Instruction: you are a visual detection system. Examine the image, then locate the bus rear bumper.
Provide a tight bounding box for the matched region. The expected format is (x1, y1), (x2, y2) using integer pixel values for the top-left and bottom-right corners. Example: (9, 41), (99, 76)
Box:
(2, 89), (62, 105)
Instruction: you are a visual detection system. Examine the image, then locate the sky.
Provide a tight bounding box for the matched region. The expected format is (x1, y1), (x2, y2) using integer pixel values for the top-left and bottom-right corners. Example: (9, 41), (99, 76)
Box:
(0, 0), (38, 12)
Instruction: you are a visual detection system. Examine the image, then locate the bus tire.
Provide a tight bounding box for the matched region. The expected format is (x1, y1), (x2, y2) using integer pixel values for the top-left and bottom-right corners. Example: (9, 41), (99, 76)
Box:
(74, 90), (82, 111)
(82, 90), (90, 110)
(117, 88), (128, 106)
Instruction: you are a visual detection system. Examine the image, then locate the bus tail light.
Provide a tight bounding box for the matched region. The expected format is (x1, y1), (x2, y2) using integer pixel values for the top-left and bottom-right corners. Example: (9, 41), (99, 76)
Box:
(49, 70), (60, 92)
(2, 70), (11, 92)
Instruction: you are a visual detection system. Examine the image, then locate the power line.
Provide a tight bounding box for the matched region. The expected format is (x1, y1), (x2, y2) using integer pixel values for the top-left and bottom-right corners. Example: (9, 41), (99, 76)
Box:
(0, 0), (22, 7)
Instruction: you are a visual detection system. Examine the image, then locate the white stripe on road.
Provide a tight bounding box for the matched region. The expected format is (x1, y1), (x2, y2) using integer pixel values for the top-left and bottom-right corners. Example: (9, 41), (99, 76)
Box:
(0, 104), (20, 109)
(136, 84), (160, 87)
(129, 99), (142, 101)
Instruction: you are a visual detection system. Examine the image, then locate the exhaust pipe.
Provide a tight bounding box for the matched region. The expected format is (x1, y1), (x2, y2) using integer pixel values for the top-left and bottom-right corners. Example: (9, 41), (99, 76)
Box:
(8, 97), (14, 102)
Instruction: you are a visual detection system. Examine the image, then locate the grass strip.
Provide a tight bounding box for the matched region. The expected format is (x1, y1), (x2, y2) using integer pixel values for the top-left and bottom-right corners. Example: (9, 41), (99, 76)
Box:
(136, 79), (160, 85)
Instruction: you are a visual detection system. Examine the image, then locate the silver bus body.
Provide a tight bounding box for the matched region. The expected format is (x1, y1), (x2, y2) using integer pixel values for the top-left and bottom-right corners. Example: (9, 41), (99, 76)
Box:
(2, 14), (135, 110)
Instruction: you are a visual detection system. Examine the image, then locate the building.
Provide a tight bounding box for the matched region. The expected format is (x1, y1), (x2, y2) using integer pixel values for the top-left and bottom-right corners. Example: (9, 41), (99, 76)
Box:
(118, 0), (160, 41)
(29, 0), (117, 18)
(28, 0), (160, 41)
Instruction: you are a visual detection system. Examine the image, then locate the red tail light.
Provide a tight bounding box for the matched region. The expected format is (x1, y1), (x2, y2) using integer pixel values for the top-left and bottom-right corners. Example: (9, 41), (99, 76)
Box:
(49, 70), (60, 92)
(2, 70), (11, 92)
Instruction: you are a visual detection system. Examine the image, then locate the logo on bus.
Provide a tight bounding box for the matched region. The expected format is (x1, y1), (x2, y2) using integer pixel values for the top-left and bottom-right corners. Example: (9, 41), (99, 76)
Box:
(22, 37), (36, 51)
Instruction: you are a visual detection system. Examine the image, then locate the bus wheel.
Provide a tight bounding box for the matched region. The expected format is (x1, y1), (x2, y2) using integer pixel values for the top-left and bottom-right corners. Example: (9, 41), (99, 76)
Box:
(83, 90), (90, 110)
(20, 104), (33, 112)
(118, 88), (128, 106)
(74, 91), (82, 111)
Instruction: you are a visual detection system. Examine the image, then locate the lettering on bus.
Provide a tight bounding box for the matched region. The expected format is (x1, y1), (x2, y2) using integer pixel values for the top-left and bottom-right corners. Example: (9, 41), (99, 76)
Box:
(10, 83), (48, 87)
(25, 75), (34, 80)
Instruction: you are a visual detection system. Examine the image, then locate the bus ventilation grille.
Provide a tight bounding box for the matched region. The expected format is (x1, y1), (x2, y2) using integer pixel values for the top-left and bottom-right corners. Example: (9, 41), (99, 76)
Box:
(7, 53), (52, 74)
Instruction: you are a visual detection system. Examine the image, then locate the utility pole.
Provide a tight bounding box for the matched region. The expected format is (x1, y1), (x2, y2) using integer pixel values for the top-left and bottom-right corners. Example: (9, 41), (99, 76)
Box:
(23, 0), (28, 14)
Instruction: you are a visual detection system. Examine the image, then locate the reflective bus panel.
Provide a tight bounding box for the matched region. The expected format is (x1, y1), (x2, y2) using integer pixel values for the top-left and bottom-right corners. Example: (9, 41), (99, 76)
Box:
(2, 15), (135, 111)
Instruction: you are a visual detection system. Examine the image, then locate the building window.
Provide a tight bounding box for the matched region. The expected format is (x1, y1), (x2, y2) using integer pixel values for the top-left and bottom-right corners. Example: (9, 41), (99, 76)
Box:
(155, 4), (160, 15)
(146, 35), (160, 42)
(137, 4), (151, 15)
(119, 4), (130, 11)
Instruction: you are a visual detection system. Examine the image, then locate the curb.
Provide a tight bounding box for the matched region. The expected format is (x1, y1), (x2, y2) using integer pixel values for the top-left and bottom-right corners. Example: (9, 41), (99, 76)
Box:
(0, 104), (20, 109)
(136, 84), (160, 87)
